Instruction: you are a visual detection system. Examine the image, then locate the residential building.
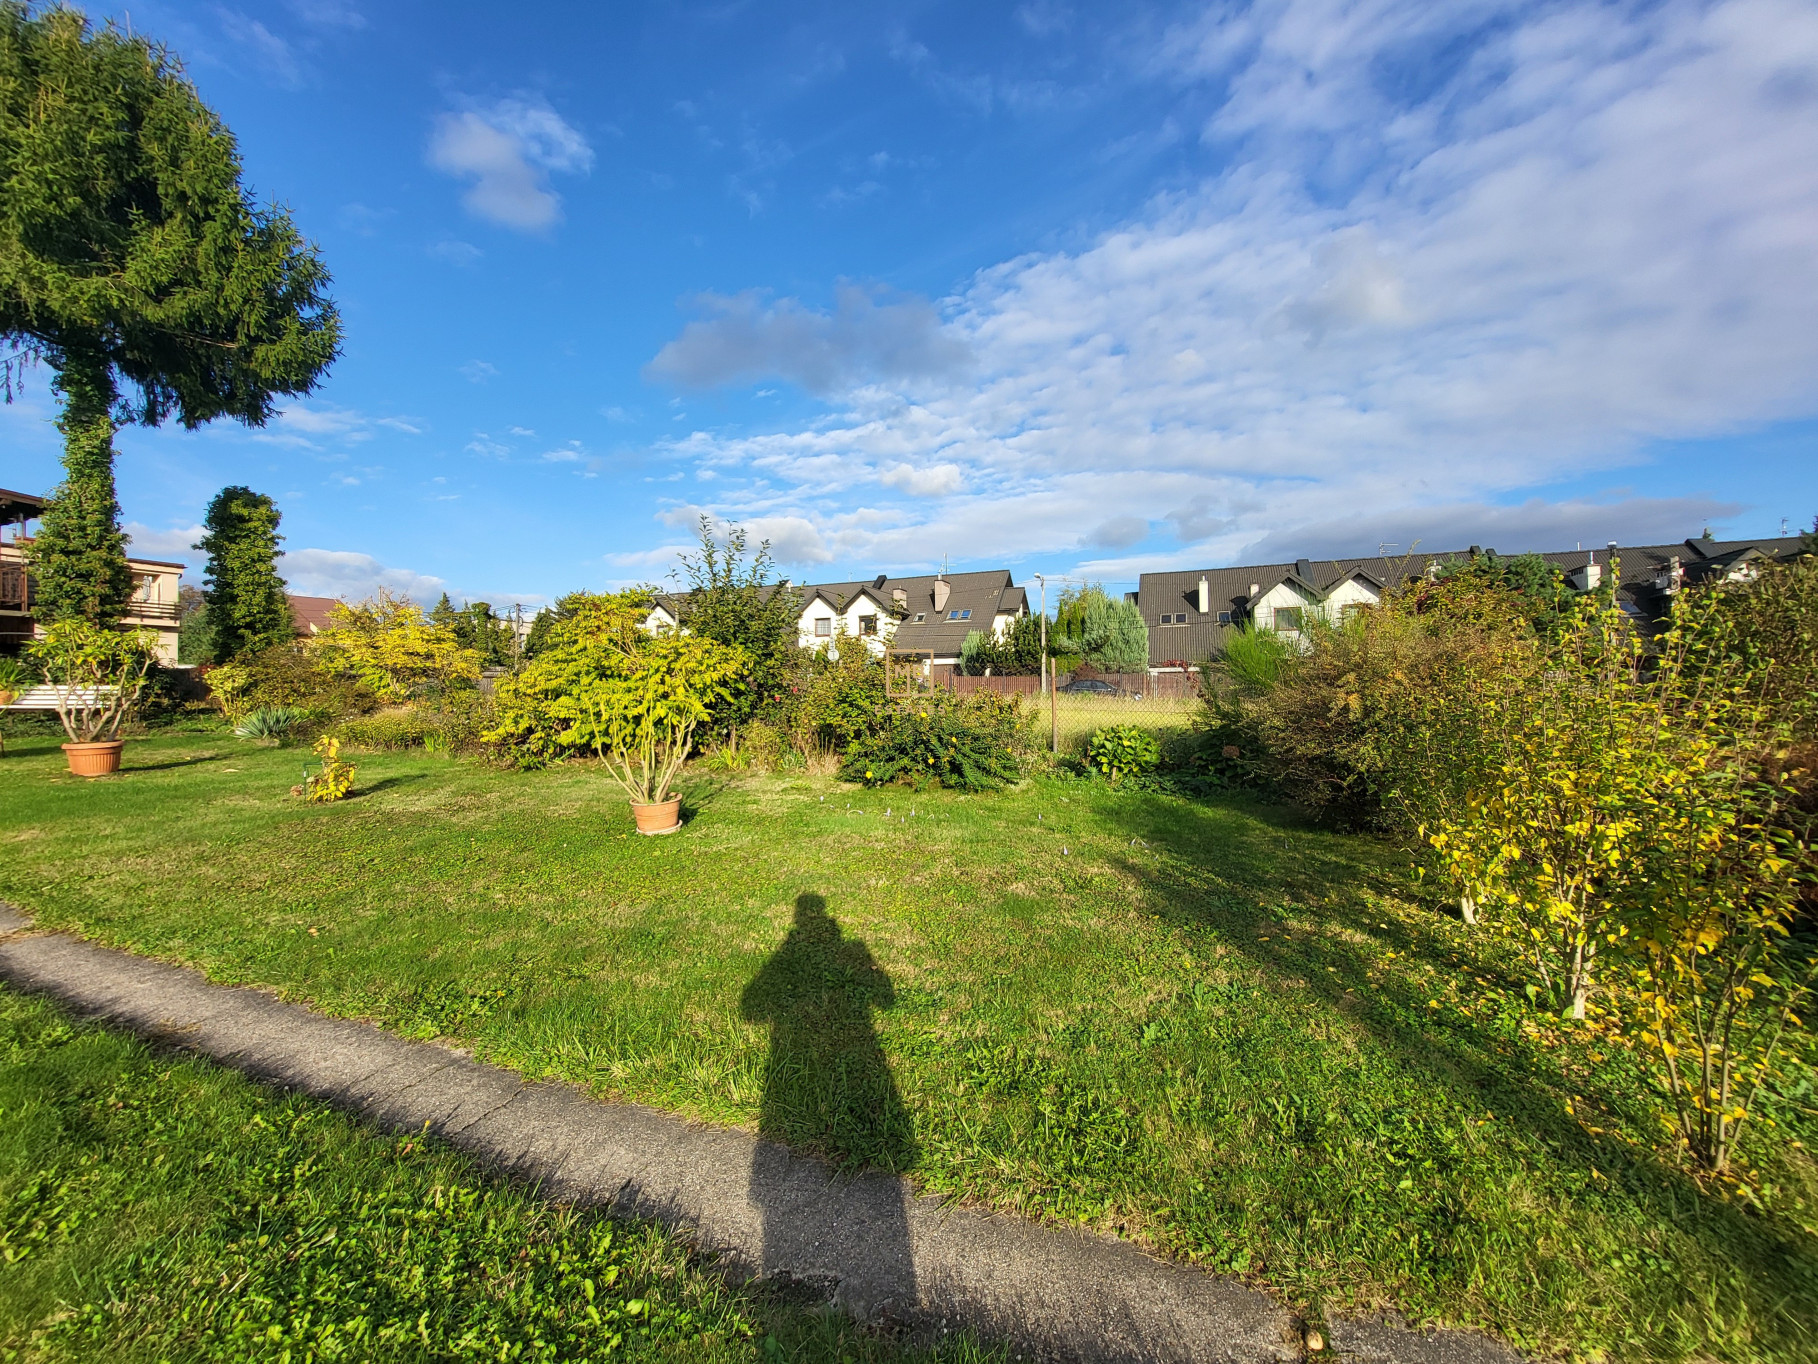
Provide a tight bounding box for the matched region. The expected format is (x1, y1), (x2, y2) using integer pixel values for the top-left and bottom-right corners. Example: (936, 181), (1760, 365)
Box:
(1135, 534), (1809, 668)
(287, 594), (342, 636)
(643, 568), (1029, 669)
(1, 488), (185, 664)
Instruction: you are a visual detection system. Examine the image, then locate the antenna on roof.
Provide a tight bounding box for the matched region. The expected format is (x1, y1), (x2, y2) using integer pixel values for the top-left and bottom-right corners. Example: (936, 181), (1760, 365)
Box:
(1377, 543), (1398, 557)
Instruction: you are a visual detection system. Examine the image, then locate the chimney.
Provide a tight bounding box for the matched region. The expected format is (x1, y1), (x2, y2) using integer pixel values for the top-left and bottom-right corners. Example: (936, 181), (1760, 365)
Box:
(873, 574), (887, 589)
(933, 578), (950, 612)
(892, 587), (906, 608)
(1197, 576), (1210, 613)
(1248, 582), (1260, 600)
(1295, 558), (1312, 581)
(1468, 545), (1482, 560)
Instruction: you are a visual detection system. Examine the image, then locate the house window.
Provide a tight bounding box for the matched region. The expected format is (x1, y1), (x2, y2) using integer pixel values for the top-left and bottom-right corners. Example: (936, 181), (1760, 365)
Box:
(859, 615), (877, 635)
(946, 608), (971, 621)
(1158, 612), (1188, 625)
(814, 617), (832, 637)
(912, 612), (925, 623)
(1217, 611), (1232, 624)
(1273, 607), (1304, 632)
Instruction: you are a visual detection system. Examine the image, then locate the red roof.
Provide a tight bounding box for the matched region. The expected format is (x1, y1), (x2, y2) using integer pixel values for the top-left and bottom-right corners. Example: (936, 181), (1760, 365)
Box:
(288, 594), (342, 634)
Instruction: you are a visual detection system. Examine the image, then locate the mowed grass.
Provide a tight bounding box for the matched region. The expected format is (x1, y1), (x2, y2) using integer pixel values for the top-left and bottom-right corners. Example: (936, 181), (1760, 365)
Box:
(3, 731), (1816, 1362)
(0, 988), (996, 1363)
(1044, 692), (1200, 753)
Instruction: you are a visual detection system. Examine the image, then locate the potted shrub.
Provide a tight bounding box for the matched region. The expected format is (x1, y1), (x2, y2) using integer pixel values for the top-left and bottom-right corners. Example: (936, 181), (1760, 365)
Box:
(0, 656), (29, 707)
(560, 632), (743, 834)
(29, 621), (158, 775)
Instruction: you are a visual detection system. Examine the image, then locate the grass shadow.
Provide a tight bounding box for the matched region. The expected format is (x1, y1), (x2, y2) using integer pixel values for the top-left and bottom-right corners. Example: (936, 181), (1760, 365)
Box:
(123, 752), (231, 773)
(348, 774), (429, 799)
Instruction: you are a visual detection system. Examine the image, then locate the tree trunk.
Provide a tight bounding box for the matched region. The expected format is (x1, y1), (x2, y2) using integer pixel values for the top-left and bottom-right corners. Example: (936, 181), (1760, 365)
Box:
(29, 352), (132, 627)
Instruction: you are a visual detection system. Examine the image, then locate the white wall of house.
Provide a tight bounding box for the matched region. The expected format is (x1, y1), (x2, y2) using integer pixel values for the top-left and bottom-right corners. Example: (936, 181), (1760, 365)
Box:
(1254, 575), (1381, 635)
(641, 603), (678, 634)
(798, 593), (896, 656)
(1253, 581), (1319, 633)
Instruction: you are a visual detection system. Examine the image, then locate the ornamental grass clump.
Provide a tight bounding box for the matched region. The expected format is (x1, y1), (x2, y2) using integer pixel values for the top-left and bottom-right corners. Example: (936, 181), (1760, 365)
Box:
(232, 705), (307, 744)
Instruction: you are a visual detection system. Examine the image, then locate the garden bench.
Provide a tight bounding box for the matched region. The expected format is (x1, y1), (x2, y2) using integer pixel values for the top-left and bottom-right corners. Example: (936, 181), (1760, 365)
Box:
(1, 685), (114, 710)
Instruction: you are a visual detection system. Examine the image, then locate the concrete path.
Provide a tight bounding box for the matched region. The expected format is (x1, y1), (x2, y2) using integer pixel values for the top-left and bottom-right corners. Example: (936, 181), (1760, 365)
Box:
(0, 906), (1517, 1364)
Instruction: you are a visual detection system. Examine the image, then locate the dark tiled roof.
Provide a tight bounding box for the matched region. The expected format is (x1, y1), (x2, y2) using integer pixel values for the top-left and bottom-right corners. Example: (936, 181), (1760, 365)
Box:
(654, 569), (1028, 659)
(1137, 536), (1809, 665)
(873, 571), (1025, 657)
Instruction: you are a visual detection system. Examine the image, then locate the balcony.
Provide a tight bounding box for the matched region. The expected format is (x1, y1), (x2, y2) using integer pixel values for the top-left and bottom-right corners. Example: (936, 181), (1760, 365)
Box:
(122, 599), (182, 623)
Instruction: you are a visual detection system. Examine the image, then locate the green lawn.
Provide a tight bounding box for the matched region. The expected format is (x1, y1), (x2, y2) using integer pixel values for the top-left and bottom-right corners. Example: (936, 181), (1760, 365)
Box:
(3, 730), (1816, 1362)
(0, 987), (996, 1363)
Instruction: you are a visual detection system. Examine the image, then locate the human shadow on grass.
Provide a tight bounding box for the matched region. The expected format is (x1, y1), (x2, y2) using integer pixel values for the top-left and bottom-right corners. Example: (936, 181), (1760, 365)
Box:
(738, 893), (919, 1321)
(1104, 794), (1816, 1303)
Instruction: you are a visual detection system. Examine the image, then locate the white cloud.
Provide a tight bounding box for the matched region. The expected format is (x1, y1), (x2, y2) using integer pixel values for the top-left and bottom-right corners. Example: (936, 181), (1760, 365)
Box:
(286, 0), (365, 28)
(217, 12), (304, 89)
(278, 548), (446, 602)
(646, 284), (973, 395)
(249, 402), (419, 450)
(429, 240), (483, 267)
(460, 360), (498, 383)
(879, 462), (965, 497)
(428, 98), (593, 232)
(646, 0), (1818, 570)
(123, 523), (206, 567)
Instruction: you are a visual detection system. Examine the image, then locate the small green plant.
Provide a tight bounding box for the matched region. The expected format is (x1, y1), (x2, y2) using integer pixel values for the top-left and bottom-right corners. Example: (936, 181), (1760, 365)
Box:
(301, 735), (355, 802)
(1085, 724), (1161, 785)
(0, 654), (32, 701)
(232, 705), (308, 744)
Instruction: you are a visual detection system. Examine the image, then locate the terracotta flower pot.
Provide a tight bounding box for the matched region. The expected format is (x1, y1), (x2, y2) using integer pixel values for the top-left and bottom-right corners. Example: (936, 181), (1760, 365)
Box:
(63, 740), (125, 777)
(630, 795), (683, 836)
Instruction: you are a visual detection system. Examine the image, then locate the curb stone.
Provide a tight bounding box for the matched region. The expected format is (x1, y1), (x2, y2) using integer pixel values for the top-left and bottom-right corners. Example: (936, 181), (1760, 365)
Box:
(0, 907), (1520, 1364)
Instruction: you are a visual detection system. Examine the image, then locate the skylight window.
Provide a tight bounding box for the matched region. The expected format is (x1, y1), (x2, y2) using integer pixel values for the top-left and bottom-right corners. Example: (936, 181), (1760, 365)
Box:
(946, 608), (971, 620)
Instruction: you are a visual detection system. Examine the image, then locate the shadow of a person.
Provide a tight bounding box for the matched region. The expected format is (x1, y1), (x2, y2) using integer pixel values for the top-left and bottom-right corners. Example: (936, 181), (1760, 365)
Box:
(738, 893), (919, 1320)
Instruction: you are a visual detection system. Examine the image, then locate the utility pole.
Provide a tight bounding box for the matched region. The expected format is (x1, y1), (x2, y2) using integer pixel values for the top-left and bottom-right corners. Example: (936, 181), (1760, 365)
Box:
(1035, 573), (1056, 755)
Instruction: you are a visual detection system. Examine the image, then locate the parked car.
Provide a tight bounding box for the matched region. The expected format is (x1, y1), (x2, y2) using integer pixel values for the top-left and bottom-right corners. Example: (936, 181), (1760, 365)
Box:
(1059, 678), (1120, 695)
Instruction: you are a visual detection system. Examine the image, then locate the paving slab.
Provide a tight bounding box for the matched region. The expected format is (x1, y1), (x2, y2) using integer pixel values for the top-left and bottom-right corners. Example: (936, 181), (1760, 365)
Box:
(0, 907), (1521, 1364)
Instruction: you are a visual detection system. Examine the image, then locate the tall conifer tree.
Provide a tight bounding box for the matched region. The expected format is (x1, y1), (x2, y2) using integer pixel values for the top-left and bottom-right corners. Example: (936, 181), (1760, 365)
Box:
(0, 5), (339, 623)
(196, 487), (291, 661)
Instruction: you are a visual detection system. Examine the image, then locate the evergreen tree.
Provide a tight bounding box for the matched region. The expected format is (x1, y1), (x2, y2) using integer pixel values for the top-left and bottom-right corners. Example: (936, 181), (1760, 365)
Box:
(1, 6), (339, 624)
(196, 487), (291, 661)
(429, 593), (460, 636)
(30, 382), (131, 623)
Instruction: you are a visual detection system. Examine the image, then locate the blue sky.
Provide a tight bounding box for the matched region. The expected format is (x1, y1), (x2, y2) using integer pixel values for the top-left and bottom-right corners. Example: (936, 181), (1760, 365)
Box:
(5, 0), (1817, 607)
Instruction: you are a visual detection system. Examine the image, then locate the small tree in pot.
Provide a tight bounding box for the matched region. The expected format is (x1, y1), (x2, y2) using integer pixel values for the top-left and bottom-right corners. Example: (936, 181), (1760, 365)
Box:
(557, 632), (745, 833)
(29, 620), (158, 774)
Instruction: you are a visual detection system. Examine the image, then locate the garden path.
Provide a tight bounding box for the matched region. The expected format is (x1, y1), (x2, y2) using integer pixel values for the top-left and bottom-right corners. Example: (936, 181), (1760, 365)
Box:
(0, 903), (1519, 1364)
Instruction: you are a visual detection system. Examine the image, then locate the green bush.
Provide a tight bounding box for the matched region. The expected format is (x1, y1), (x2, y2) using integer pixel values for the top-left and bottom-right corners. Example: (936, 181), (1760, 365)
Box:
(1084, 724), (1160, 785)
(785, 645), (887, 754)
(841, 695), (1026, 791)
(333, 692), (494, 753)
(223, 642), (381, 722)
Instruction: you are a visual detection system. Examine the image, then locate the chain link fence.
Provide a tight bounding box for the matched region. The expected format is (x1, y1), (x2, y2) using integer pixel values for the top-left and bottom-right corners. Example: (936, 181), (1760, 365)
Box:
(889, 651), (1207, 757)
